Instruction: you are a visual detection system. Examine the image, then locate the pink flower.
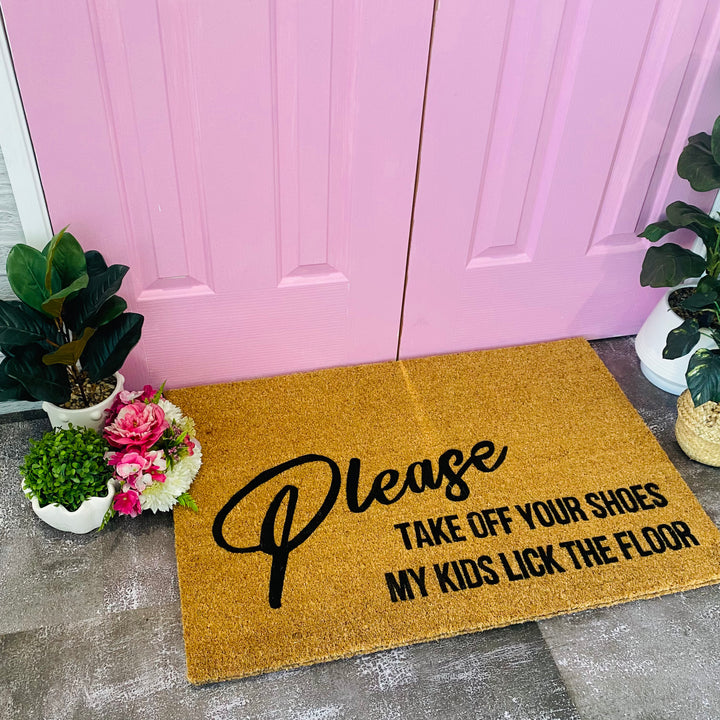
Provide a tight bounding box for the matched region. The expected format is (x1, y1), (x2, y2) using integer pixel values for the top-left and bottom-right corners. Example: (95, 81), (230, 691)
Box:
(183, 435), (195, 456)
(104, 402), (169, 449)
(139, 384), (158, 401)
(108, 448), (167, 490)
(113, 489), (142, 517)
(109, 450), (147, 477)
(106, 389), (144, 421)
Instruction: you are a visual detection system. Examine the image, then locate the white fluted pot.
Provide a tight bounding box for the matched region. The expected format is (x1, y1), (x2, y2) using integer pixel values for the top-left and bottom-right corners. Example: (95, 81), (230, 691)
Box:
(42, 373), (124, 431)
(635, 289), (715, 395)
(22, 479), (116, 533)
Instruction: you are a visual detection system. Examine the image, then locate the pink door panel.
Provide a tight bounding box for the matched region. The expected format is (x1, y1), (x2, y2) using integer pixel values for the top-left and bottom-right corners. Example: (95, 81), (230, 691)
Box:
(400, 0), (720, 358)
(3, 0), (433, 387)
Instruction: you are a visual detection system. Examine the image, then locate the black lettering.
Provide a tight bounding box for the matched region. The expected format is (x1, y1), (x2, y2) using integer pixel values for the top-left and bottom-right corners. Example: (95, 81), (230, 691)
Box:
(450, 560), (467, 590)
(593, 535), (618, 564)
(546, 498), (571, 525)
(406, 459), (438, 493)
(559, 540), (583, 569)
(446, 514), (467, 542)
(428, 516), (452, 545)
(515, 503), (535, 529)
(645, 483), (669, 508)
(613, 531), (633, 560)
(584, 492), (607, 519)
(496, 506), (513, 534)
(498, 552), (524, 581)
(521, 547), (545, 577)
(532, 501), (554, 527)
(641, 526), (665, 553)
(656, 524), (682, 550)
(467, 511), (488, 538)
(629, 484), (655, 511)
(671, 520), (700, 548)
(394, 522), (412, 550)
(406, 566), (428, 597)
(372, 469), (402, 505)
(212, 454), (341, 609)
(478, 555), (499, 584)
(385, 570), (415, 602)
(563, 496), (589, 522)
(414, 520), (434, 548)
(346, 457), (372, 513)
(536, 544), (566, 574)
(628, 530), (653, 557)
(598, 490), (624, 516)
(616, 487), (639, 513)
(459, 558), (483, 588)
(434, 562), (460, 593)
(437, 449), (470, 501)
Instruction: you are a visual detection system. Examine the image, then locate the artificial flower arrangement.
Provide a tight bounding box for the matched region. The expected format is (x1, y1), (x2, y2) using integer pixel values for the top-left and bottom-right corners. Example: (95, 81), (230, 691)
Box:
(101, 383), (202, 526)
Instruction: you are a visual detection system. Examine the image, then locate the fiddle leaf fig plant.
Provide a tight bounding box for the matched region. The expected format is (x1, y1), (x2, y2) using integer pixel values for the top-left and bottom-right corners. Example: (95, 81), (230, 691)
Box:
(639, 113), (720, 406)
(0, 227), (143, 407)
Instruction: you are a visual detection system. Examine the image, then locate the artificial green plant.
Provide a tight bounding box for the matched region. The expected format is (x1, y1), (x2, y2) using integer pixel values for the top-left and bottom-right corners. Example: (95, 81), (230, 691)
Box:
(639, 114), (720, 406)
(21, 425), (113, 511)
(0, 228), (143, 406)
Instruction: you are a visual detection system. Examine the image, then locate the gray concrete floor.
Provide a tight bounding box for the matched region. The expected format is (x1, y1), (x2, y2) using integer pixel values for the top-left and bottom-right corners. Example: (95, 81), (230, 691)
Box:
(1, 336), (720, 720)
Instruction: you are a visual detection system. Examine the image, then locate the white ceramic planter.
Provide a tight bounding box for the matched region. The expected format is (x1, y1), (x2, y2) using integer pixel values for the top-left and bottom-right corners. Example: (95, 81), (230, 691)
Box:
(634, 288), (716, 395)
(22, 479), (116, 534)
(42, 372), (124, 431)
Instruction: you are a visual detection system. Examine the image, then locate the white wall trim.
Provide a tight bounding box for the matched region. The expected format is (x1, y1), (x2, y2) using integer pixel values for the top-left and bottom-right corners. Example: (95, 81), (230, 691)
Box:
(0, 10), (51, 249)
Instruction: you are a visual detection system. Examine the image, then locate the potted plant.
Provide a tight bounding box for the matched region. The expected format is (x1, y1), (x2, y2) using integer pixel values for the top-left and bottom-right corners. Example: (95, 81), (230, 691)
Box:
(635, 114), (720, 396)
(0, 227), (143, 429)
(20, 425), (116, 533)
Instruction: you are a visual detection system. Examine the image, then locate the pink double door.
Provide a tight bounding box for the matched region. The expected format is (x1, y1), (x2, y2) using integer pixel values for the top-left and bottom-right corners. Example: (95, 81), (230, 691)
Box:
(3, 0), (720, 386)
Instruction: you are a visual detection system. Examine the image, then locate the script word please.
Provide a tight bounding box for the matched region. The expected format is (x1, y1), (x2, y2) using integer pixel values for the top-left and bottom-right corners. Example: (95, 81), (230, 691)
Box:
(212, 441), (508, 609)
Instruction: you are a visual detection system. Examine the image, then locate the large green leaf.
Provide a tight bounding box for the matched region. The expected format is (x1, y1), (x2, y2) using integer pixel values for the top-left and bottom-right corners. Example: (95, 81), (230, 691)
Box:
(64, 264), (128, 333)
(0, 300), (61, 347)
(43, 229), (87, 291)
(712, 114), (720, 165)
(84, 250), (108, 275)
(81, 312), (144, 381)
(0, 356), (33, 401)
(686, 348), (720, 406)
(6, 244), (58, 314)
(679, 277), (720, 311)
(677, 132), (720, 191)
(87, 295), (127, 328)
(663, 318), (700, 359)
(5, 344), (70, 404)
(40, 273), (89, 319)
(42, 327), (96, 366)
(639, 220), (676, 243)
(665, 201), (720, 231)
(640, 244), (706, 287)
(680, 291), (718, 311)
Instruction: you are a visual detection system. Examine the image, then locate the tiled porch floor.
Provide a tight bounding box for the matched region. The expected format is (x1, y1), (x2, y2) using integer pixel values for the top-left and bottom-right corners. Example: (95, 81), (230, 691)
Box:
(1, 336), (719, 720)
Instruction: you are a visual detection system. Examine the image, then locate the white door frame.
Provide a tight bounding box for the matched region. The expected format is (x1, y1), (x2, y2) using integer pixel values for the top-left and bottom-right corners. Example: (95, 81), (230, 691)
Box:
(0, 9), (51, 249)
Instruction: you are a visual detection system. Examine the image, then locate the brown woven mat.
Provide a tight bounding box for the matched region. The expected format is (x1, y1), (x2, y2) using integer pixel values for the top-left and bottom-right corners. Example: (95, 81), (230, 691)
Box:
(169, 338), (720, 684)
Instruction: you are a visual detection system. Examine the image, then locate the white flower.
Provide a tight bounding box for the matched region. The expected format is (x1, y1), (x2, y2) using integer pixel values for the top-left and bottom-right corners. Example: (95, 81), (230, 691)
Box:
(139, 440), (202, 513)
(157, 398), (196, 437)
(157, 398), (185, 425)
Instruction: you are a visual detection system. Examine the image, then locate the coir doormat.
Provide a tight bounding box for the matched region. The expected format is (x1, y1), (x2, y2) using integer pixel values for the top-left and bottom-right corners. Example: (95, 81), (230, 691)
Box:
(169, 338), (720, 684)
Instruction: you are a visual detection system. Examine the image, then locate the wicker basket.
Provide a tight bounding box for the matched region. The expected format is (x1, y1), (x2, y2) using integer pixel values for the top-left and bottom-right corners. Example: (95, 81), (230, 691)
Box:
(675, 389), (720, 466)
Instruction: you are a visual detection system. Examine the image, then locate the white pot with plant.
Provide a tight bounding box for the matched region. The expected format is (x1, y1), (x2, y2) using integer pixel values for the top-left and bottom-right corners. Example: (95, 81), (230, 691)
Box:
(0, 226), (143, 431)
(20, 425), (116, 533)
(635, 115), (720, 396)
(636, 113), (720, 464)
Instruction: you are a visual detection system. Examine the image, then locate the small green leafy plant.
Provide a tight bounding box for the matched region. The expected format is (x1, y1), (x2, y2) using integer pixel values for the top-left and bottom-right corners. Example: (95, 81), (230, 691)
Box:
(639, 114), (720, 406)
(21, 425), (114, 511)
(0, 227), (144, 407)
